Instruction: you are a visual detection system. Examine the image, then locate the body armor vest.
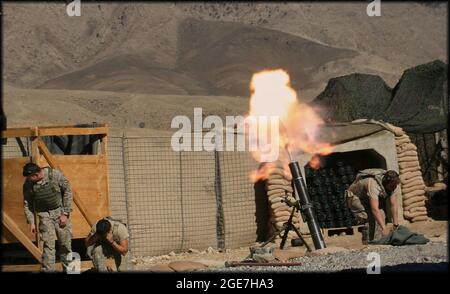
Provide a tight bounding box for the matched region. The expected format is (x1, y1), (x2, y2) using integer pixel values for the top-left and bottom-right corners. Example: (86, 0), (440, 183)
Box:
(32, 168), (62, 212)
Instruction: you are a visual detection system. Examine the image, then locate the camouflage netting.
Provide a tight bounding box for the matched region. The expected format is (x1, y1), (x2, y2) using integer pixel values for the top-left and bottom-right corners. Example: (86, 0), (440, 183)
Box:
(313, 60), (448, 134)
(312, 60), (448, 185)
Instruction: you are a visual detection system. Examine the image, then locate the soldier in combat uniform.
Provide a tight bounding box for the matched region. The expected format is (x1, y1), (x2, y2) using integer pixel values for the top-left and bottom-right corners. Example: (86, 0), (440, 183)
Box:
(23, 163), (73, 272)
(346, 169), (401, 244)
(85, 217), (129, 272)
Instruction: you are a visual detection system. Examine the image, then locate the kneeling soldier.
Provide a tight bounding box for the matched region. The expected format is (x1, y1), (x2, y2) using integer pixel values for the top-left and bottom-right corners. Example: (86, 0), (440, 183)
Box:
(85, 217), (129, 272)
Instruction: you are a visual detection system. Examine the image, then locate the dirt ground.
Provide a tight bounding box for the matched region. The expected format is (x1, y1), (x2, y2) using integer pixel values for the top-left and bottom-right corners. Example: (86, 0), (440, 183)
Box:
(130, 220), (447, 271)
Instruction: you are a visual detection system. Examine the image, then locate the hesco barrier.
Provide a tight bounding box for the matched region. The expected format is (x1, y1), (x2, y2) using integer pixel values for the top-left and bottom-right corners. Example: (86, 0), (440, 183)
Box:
(107, 134), (263, 257)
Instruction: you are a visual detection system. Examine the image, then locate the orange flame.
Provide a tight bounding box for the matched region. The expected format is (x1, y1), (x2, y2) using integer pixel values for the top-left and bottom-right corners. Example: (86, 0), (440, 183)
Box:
(246, 69), (333, 181)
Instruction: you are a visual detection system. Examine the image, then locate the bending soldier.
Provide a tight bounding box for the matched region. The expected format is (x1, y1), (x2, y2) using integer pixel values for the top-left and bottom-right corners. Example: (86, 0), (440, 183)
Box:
(23, 163), (73, 272)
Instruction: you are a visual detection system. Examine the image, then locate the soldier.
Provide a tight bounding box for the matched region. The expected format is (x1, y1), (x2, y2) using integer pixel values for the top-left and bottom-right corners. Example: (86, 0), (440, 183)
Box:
(85, 217), (129, 272)
(22, 163), (73, 272)
(346, 169), (400, 244)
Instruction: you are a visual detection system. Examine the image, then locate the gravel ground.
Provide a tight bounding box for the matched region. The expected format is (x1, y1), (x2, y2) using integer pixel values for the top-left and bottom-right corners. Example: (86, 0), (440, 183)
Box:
(198, 241), (448, 273)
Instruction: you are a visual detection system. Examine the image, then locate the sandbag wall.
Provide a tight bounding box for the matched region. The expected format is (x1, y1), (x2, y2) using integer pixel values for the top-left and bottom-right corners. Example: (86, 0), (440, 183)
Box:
(395, 133), (429, 222)
(265, 162), (301, 246)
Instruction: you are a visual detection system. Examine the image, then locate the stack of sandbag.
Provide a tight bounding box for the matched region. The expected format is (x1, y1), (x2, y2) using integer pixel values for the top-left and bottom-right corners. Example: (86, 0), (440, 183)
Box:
(351, 120), (429, 222)
(265, 162), (301, 245)
(395, 133), (429, 222)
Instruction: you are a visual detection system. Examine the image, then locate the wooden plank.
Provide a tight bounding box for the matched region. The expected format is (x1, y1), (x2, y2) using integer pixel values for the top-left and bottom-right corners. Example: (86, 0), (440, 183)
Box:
(1, 128), (34, 138)
(1, 158), (37, 243)
(37, 139), (95, 227)
(1, 125), (108, 138)
(38, 127), (108, 136)
(30, 136), (41, 247)
(101, 134), (111, 215)
(38, 124), (107, 129)
(2, 212), (42, 262)
(1, 260), (94, 272)
(52, 155), (104, 164)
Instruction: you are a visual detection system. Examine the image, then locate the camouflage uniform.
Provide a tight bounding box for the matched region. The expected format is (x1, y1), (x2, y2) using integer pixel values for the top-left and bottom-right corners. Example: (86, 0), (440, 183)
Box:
(86, 217), (129, 272)
(346, 169), (400, 243)
(23, 167), (73, 271)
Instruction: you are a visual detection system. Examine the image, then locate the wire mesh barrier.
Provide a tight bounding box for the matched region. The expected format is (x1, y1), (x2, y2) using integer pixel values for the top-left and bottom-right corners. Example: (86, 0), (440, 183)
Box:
(107, 134), (269, 256)
(218, 150), (268, 249)
(107, 137), (128, 224)
(118, 135), (223, 256)
(1, 137), (31, 159)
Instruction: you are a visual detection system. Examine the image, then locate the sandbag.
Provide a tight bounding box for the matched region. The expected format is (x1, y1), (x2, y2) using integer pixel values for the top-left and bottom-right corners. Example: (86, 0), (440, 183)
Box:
(397, 150), (418, 158)
(395, 134), (410, 140)
(398, 156), (420, 163)
(402, 184), (425, 194)
(403, 211), (424, 219)
(266, 179), (290, 186)
(395, 138), (410, 145)
(399, 166), (421, 174)
(403, 195), (427, 207)
(268, 174), (286, 181)
(404, 200), (425, 211)
(402, 179), (425, 189)
(271, 202), (286, 210)
(275, 221), (301, 229)
(400, 171), (422, 182)
(396, 143), (417, 153)
(268, 189), (289, 196)
(411, 216), (428, 222)
(273, 210), (292, 217)
(268, 192), (292, 201)
(272, 215), (300, 223)
(403, 210), (428, 219)
(385, 123), (404, 136)
(269, 197), (283, 204)
(270, 167), (289, 177)
(402, 189), (426, 199)
(399, 161), (420, 169)
(410, 206), (427, 213)
(273, 205), (291, 214)
(401, 176), (424, 185)
(267, 185), (293, 192)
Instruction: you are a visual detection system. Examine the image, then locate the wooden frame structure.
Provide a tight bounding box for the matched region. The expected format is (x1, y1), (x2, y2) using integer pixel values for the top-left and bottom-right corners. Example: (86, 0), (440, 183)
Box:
(1, 124), (110, 265)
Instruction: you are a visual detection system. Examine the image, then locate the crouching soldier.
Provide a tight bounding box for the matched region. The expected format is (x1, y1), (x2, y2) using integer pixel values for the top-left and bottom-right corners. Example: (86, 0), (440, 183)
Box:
(22, 163), (73, 272)
(346, 169), (400, 244)
(85, 217), (129, 272)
